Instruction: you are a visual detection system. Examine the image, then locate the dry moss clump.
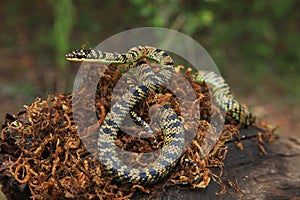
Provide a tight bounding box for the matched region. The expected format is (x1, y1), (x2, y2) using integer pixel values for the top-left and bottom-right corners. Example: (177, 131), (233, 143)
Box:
(1, 62), (248, 199)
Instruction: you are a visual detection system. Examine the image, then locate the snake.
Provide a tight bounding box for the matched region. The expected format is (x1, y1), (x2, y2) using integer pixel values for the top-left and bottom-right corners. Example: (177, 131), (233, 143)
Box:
(193, 71), (255, 125)
(66, 46), (255, 184)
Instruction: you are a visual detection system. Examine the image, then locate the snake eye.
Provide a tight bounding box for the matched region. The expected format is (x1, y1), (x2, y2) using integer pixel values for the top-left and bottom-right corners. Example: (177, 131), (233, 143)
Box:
(77, 53), (83, 59)
(66, 49), (92, 60)
(76, 52), (85, 59)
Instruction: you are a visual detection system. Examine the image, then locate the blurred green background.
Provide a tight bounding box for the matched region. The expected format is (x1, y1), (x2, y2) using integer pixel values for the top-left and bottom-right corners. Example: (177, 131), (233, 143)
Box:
(0, 0), (299, 136)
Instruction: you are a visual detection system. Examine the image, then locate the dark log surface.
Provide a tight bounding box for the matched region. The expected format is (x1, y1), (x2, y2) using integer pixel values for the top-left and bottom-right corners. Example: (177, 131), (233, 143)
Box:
(133, 127), (300, 200)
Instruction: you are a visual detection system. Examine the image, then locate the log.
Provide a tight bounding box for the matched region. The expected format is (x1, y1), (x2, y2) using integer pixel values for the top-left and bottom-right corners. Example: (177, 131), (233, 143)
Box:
(132, 127), (300, 200)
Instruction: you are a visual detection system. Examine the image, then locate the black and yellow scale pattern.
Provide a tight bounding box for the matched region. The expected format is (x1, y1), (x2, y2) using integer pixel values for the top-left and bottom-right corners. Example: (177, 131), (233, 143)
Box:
(66, 46), (255, 184)
(193, 71), (255, 125)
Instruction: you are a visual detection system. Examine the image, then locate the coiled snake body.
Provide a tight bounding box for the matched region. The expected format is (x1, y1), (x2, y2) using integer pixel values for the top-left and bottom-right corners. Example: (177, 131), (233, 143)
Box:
(66, 46), (255, 184)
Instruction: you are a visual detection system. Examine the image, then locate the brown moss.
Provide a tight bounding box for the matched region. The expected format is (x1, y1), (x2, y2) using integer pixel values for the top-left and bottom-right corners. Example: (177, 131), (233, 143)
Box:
(0, 62), (269, 199)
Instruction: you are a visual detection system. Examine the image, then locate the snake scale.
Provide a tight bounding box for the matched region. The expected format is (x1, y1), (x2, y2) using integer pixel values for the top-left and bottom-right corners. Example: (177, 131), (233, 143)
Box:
(66, 46), (255, 184)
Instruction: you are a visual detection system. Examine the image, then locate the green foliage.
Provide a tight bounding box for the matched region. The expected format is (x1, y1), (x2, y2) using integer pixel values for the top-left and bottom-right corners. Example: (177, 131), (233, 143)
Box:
(0, 0), (299, 100)
(129, 0), (214, 34)
(52, 0), (74, 69)
(128, 0), (299, 100)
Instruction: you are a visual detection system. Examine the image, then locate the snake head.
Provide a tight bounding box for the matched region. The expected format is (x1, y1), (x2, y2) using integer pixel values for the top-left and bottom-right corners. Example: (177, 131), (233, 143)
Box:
(66, 49), (92, 62)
